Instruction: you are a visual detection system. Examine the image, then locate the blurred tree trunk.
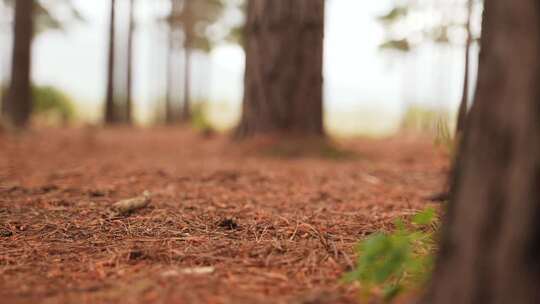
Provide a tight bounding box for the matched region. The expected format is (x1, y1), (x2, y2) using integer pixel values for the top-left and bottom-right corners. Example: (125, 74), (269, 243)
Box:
(165, 23), (175, 124)
(0, 2), (6, 110)
(125, 0), (135, 124)
(3, 0), (33, 128)
(236, 0), (325, 138)
(181, 35), (192, 121)
(105, 0), (117, 124)
(180, 0), (193, 122)
(424, 1), (540, 303)
(165, 0), (182, 124)
(456, 0), (473, 135)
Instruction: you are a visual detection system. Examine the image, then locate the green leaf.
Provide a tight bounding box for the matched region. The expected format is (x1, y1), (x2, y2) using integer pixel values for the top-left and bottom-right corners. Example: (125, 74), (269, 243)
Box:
(344, 208), (439, 302)
(412, 208), (435, 226)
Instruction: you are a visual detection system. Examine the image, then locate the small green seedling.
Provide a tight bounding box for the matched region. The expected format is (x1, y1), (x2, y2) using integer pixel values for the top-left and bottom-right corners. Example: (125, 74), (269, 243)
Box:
(343, 208), (438, 302)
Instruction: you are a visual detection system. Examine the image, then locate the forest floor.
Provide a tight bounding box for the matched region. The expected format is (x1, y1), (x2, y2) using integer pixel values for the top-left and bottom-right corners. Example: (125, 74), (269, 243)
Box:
(0, 127), (448, 304)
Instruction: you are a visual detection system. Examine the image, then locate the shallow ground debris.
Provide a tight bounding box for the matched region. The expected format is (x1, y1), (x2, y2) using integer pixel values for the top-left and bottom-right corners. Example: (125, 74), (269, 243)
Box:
(218, 218), (239, 230)
(111, 190), (152, 215)
(0, 128), (447, 304)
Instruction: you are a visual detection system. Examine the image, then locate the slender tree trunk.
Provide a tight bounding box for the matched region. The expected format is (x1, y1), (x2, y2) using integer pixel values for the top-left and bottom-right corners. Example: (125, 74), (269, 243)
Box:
(423, 1), (540, 303)
(456, 0), (473, 134)
(3, 0), (33, 128)
(164, 0), (182, 124)
(105, 0), (117, 124)
(236, 0), (325, 138)
(181, 37), (192, 121)
(0, 3), (7, 110)
(125, 0), (135, 124)
(165, 30), (173, 124)
(165, 24), (175, 124)
(179, 0), (193, 122)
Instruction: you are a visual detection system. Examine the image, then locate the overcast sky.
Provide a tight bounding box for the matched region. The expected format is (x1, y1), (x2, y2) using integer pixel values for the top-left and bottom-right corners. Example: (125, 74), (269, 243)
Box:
(1, 0), (470, 124)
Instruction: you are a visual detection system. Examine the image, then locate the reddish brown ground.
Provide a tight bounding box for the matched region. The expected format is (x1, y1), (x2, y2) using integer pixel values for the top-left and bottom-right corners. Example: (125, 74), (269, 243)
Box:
(0, 127), (448, 304)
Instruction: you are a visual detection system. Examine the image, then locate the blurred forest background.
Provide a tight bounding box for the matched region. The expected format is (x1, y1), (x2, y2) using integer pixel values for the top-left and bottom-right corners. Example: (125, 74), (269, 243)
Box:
(0, 0), (482, 136)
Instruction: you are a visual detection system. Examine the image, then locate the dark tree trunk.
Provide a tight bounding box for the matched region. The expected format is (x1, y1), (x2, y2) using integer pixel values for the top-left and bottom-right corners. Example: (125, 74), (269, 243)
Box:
(456, 0), (473, 135)
(424, 1), (540, 303)
(3, 0), (33, 128)
(125, 0), (135, 124)
(104, 0), (117, 124)
(236, 0), (325, 138)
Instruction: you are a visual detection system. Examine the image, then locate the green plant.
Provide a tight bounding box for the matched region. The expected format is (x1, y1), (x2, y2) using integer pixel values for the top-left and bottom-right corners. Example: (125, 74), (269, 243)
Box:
(434, 116), (456, 156)
(263, 138), (357, 160)
(344, 208), (438, 302)
(33, 85), (76, 122)
(191, 102), (216, 136)
(1, 84), (76, 124)
(401, 105), (445, 133)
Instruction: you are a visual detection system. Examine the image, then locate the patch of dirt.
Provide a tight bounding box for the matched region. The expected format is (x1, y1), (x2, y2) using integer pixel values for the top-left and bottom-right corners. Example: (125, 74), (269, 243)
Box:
(0, 127), (448, 304)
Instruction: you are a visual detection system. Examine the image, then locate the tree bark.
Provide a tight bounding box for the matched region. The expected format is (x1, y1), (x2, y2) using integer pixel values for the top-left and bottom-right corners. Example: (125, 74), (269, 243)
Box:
(3, 0), (33, 128)
(104, 0), (117, 124)
(424, 1), (540, 303)
(236, 0), (325, 138)
(125, 0), (135, 124)
(456, 0), (473, 135)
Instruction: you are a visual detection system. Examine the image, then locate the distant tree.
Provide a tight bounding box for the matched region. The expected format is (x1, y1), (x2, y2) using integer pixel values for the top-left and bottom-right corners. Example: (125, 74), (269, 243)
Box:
(164, 0), (182, 124)
(423, 1), (540, 303)
(179, 0), (194, 121)
(455, 0), (473, 135)
(1, 0), (81, 128)
(235, 0), (325, 138)
(2, 0), (33, 128)
(125, 0), (135, 124)
(165, 0), (232, 123)
(378, 0), (482, 135)
(1, 0), (84, 33)
(0, 1), (12, 115)
(104, 0), (118, 124)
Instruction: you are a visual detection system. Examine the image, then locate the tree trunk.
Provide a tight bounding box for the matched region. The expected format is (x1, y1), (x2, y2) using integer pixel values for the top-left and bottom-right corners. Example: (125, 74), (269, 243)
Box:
(423, 1), (540, 303)
(236, 0), (325, 138)
(125, 0), (135, 124)
(165, 24), (175, 124)
(455, 0), (473, 135)
(181, 36), (192, 121)
(0, 2), (7, 110)
(180, 0), (193, 122)
(3, 0), (33, 128)
(164, 0), (182, 124)
(104, 0), (117, 124)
